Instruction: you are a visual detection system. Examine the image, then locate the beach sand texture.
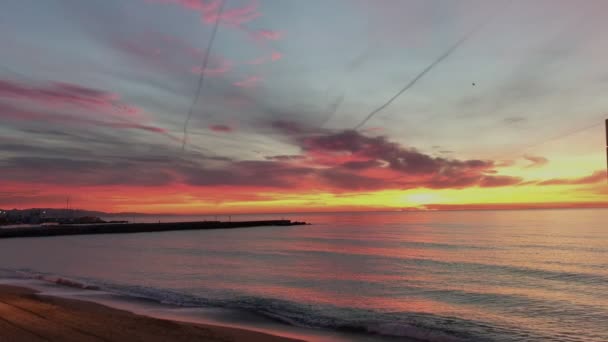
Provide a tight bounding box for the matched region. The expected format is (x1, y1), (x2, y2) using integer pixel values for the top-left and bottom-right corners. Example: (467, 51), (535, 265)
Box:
(0, 285), (303, 342)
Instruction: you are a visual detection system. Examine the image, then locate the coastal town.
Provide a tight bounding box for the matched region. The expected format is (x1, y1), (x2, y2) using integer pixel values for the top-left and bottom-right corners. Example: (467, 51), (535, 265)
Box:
(0, 208), (121, 226)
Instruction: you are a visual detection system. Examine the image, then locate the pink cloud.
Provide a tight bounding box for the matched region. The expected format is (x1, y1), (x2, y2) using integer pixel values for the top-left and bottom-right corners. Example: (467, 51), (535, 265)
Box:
(115, 32), (233, 76)
(233, 75), (262, 88)
(205, 0), (260, 27)
(146, 0), (285, 49)
(245, 51), (283, 65)
(149, 0), (260, 27)
(0, 79), (141, 119)
(0, 102), (169, 136)
(250, 29), (284, 41)
(209, 124), (233, 132)
(145, 0), (219, 12)
(271, 51), (283, 61)
(191, 57), (233, 75)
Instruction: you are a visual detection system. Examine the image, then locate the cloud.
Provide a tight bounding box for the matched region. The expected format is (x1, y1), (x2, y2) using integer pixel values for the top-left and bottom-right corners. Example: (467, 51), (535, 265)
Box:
(523, 155), (549, 168)
(0, 102), (170, 137)
(278, 126), (523, 190)
(340, 160), (384, 170)
(114, 31), (232, 76)
(271, 51), (283, 61)
(318, 169), (386, 191)
(478, 175), (524, 187)
(537, 170), (606, 186)
(0, 157), (172, 187)
(0, 79), (140, 118)
(191, 57), (233, 76)
(246, 51), (283, 65)
(302, 130), (492, 175)
(181, 160), (312, 188)
(206, 0), (260, 27)
(148, 0), (261, 27)
(0, 79), (178, 139)
(265, 155), (307, 161)
(0, 124), (525, 194)
(233, 75), (262, 88)
(209, 124), (233, 132)
(423, 202), (608, 211)
(250, 29), (284, 41)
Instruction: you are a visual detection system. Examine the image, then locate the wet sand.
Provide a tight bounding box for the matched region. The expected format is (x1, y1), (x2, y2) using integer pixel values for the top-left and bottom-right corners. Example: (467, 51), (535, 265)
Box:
(0, 285), (304, 342)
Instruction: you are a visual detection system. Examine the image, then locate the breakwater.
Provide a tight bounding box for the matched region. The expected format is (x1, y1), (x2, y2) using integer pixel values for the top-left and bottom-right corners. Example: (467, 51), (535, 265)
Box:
(0, 220), (307, 239)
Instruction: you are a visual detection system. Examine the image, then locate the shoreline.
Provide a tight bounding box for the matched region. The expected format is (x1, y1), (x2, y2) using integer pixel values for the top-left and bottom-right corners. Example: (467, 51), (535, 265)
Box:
(0, 284), (304, 342)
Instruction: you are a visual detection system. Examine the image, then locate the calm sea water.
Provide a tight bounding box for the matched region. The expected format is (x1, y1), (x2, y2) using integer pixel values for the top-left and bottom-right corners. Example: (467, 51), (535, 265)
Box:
(0, 209), (607, 341)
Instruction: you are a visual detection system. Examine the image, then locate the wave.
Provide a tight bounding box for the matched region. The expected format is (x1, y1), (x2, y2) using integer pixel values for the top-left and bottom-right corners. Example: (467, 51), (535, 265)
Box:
(285, 249), (608, 286)
(102, 285), (484, 342)
(6, 268), (497, 341)
(9, 269), (100, 290)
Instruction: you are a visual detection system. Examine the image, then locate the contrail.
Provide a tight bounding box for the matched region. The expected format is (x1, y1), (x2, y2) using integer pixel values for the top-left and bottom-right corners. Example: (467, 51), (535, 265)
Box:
(495, 119), (605, 161)
(181, 0), (227, 151)
(353, 24), (485, 130)
(319, 94), (345, 128)
(320, 45), (376, 129)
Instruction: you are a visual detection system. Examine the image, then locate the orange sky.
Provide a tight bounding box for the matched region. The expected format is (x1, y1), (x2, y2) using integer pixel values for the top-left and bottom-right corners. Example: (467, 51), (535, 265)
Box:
(3, 148), (606, 214)
(1, 1), (607, 214)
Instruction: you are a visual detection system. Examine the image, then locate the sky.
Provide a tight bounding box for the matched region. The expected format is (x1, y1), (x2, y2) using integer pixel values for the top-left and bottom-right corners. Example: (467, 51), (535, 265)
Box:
(1, 0), (607, 214)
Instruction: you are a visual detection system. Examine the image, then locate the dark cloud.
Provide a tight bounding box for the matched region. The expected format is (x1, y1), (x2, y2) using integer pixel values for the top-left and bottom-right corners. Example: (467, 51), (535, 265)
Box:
(270, 119), (313, 135)
(319, 169), (386, 191)
(1, 112), (525, 193)
(278, 126), (523, 190)
(302, 130), (494, 175)
(340, 160), (383, 170)
(181, 160), (313, 188)
(0, 157), (172, 187)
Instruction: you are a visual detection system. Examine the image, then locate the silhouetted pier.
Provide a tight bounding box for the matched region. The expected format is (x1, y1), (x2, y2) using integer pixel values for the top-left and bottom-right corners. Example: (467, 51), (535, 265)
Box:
(0, 220), (307, 239)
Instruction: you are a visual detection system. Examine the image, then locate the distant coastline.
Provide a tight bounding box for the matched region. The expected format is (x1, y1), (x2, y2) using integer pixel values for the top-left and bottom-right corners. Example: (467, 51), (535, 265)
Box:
(2, 204), (607, 227)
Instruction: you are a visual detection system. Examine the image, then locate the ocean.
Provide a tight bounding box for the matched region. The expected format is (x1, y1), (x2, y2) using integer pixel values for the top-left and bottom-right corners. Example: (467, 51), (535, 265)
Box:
(0, 209), (606, 341)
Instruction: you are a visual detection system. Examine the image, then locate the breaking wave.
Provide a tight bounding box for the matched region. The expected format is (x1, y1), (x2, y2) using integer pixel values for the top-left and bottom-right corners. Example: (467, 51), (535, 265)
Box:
(5, 268), (509, 341)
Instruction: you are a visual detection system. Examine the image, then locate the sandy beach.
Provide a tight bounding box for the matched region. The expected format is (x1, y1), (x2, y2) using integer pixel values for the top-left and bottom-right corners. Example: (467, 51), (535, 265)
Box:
(0, 285), (303, 342)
